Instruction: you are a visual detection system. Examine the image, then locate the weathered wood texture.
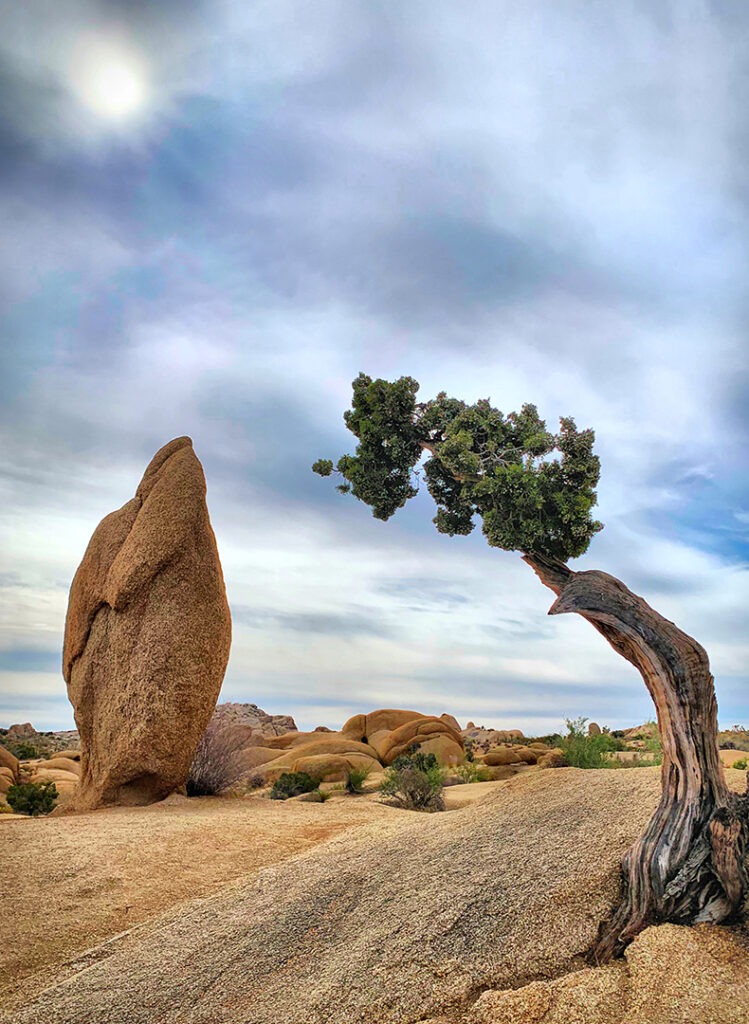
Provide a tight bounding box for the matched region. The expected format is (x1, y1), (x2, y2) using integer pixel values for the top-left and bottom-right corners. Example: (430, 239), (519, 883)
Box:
(523, 552), (748, 961)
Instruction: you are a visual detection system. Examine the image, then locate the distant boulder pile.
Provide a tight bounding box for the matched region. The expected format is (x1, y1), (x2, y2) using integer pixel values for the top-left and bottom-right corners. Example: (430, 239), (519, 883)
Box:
(208, 702), (297, 737)
(0, 746), (19, 806)
(25, 751), (81, 802)
(62, 437), (232, 811)
(461, 723), (527, 756)
(195, 707), (466, 788)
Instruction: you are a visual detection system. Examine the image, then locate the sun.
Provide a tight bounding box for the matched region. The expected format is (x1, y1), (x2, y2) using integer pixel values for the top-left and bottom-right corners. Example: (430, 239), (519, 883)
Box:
(70, 40), (147, 120)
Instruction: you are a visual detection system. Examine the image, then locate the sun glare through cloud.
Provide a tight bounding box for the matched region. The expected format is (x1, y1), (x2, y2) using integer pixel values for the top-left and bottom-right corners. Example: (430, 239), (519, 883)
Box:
(69, 39), (147, 120)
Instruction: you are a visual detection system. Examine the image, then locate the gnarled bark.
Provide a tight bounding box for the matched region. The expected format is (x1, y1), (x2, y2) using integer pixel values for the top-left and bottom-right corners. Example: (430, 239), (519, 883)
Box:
(522, 552), (748, 962)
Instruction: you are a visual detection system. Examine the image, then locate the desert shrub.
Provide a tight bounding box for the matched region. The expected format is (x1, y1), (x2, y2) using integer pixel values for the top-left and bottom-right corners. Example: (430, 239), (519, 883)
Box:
(640, 735), (663, 765)
(380, 751), (445, 811)
(392, 749), (439, 772)
(463, 738), (475, 762)
(270, 772), (320, 800)
(0, 803), (13, 814)
(732, 757), (748, 771)
(187, 723), (249, 797)
(11, 742), (39, 760)
(719, 730), (749, 752)
(556, 718), (662, 769)
(300, 788), (331, 803)
(455, 762), (491, 783)
(345, 765), (371, 794)
(558, 718), (623, 769)
(7, 781), (57, 816)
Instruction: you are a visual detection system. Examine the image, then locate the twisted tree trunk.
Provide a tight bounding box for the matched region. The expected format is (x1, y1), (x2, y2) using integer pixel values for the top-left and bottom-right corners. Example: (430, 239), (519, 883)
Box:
(522, 552), (748, 962)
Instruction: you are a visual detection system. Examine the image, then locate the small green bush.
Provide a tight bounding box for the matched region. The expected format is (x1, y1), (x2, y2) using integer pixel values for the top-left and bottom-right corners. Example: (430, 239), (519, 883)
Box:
(345, 765), (371, 794)
(300, 788), (331, 802)
(380, 751), (445, 811)
(557, 718), (626, 769)
(270, 772), (321, 800)
(11, 742), (39, 760)
(7, 780), (57, 816)
(639, 735), (663, 765)
(732, 757), (748, 771)
(392, 750), (439, 772)
(554, 718), (662, 769)
(455, 762), (491, 783)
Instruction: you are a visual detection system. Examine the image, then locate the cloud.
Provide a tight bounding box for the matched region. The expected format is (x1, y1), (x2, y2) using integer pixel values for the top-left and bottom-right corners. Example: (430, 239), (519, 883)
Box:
(233, 606), (394, 640)
(0, 1), (747, 734)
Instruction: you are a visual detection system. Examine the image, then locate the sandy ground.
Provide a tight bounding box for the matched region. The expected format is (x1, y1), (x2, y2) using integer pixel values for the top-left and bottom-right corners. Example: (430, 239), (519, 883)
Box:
(4, 770), (747, 1023)
(0, 789), (410, 1001)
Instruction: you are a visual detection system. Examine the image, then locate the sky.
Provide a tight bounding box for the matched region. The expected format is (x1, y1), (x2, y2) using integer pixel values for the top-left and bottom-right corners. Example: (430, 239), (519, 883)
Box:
(1, 1), (748, 736)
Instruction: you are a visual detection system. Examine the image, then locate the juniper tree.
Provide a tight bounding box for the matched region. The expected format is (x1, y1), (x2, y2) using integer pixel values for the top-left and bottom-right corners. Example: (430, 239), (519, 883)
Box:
(314, 372), (748, 962)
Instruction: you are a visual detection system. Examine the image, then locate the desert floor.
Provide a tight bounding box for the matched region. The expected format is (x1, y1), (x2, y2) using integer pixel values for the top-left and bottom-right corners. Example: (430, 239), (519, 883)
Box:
(1, 779), (496, 1007)
(4, 770), (748, 1023)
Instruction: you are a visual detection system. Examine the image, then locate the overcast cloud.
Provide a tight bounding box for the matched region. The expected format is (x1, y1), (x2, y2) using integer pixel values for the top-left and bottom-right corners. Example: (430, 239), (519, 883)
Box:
(1, 1), (747, 734)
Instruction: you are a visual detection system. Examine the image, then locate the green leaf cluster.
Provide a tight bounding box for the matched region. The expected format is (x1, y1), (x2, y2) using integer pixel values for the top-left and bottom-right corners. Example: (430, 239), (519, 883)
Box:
(269, 771), (321, 800)
(6, 780), (57, 816)
(314, 374), (603, 561)
(379, 749), (446, 811)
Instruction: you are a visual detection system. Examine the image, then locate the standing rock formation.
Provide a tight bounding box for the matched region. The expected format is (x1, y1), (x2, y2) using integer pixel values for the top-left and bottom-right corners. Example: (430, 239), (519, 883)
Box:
(63, 437), (232, 810)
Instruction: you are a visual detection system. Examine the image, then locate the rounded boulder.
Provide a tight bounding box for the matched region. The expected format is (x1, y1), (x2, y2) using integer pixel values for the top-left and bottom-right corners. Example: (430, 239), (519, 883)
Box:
(484, 746), (519, 766)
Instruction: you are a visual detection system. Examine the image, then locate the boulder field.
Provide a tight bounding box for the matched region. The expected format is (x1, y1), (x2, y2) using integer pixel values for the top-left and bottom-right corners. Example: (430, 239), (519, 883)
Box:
(225, 707), (466, 784)
(62, 437), (232, 810)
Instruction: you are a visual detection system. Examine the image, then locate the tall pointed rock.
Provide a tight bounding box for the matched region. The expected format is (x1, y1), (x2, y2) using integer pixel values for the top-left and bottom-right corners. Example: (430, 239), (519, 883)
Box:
(63, 437), (232, 809)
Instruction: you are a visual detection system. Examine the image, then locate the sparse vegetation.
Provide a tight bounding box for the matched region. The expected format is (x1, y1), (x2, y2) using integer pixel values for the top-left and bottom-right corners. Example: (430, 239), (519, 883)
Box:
(719, 727), (749, 753)
(379, 750), (446, 811)
(299, 788), (331, 802)
(186, 724), (248, 797)
(732, 757), (748, 771)
(345, 765), (371, 794)
(455, 761), (491, 783)
(270, 771), (321, 800)
(6, 780), (57, 816)
(9, 742), (39, 760)
(554, 717), (639, 770)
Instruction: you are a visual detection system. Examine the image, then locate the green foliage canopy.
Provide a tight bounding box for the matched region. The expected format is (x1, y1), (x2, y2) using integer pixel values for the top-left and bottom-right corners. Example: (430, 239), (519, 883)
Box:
(313, 373), (602, 561)
(7, 780), (58, 816)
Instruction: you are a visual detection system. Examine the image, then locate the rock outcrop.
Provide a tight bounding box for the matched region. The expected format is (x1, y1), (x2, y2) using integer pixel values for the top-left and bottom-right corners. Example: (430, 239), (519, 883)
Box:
(0, 745), (19, 779)
(341, 708), (464, 766)
(202, 708), (466, 789)
(467, 923), (749, 1024)
(17, 769), (748, 1024)
(208, 702), (296, 737)
(62, 437), (232, 810)
(6, 722), (36, 742)
(461, 724), (526, 756)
